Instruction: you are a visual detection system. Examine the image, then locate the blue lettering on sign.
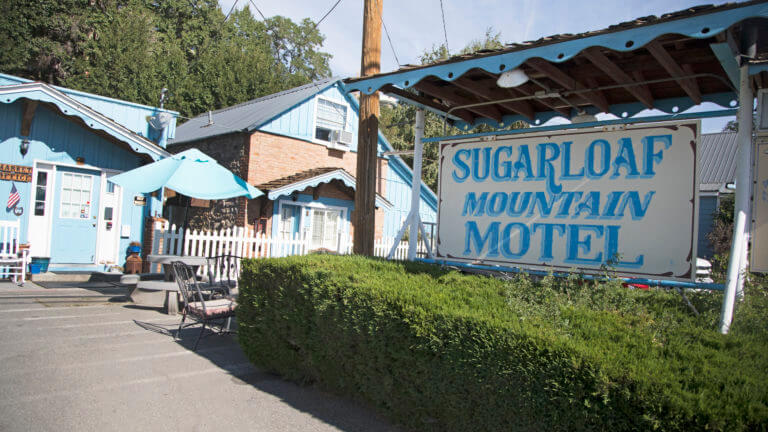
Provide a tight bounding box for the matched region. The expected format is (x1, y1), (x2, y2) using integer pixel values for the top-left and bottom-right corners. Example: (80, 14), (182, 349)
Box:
(501, 222), (530, 259)
(507, 192), (531, 217)
(464, 221), (499, 257)
(536, 142), (562, 194)
(586, 139), (610, 178)
(560, 141), (585, 180)
(462, 192), (488, 216)
(642, 135), (672, 177)
(452, 149), (471, 183)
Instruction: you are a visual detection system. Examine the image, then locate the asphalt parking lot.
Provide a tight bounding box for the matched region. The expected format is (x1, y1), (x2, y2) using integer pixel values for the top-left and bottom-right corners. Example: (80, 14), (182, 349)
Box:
(0, 281), (397, 432)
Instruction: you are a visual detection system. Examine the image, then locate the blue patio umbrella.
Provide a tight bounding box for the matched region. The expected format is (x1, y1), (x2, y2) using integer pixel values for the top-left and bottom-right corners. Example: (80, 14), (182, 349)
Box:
(110, 148), (262, 199)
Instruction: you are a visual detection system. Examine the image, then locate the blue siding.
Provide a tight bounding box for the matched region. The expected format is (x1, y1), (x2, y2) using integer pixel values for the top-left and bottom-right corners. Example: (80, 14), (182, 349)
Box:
(0, 73), (177, 146)
(383, 162), (437, 238)
(0, 101), (156, 265)
(698, 195), (718, 258)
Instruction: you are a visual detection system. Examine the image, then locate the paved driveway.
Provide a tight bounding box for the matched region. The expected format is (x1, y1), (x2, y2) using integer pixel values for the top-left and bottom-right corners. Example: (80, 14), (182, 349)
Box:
(0, 282), (397, 432)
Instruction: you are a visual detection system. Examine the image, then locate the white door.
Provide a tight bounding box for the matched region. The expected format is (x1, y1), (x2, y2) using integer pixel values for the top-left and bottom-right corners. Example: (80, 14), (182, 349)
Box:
(310, 208), (341, 250)
(28, 166), (54, 257)
(96, 174), (122, 264)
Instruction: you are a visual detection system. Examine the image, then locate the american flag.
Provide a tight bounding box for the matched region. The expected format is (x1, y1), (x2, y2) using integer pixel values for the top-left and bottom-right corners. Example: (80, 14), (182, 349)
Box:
(6, 183), (20, 210)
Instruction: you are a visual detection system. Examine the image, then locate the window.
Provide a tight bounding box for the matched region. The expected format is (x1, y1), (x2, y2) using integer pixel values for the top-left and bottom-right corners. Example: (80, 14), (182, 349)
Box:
(60, 172), (92, 219)
(279, 205), (299, 237)
(315, 98), (347, 142)
(34, 171), (48, 216)
(310, 208), (341, 250)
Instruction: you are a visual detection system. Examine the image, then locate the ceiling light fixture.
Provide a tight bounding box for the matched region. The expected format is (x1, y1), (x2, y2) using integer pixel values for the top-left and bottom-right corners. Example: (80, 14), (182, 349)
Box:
(496, 68), (529, 88)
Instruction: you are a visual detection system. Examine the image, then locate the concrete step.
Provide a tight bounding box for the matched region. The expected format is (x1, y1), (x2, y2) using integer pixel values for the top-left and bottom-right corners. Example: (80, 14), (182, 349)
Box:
(30, 271), (129, 283)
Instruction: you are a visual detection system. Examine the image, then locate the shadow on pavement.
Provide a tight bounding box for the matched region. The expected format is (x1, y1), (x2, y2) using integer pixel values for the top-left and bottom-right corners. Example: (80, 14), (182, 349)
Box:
(131, 315), (398, 432)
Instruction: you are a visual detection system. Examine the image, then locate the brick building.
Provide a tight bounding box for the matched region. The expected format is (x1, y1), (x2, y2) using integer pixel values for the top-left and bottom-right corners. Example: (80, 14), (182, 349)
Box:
(167, 78), (436, 250)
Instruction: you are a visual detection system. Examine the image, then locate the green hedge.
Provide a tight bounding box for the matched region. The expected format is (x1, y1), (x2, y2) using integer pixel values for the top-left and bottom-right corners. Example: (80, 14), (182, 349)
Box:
(237, 255), (768, 431)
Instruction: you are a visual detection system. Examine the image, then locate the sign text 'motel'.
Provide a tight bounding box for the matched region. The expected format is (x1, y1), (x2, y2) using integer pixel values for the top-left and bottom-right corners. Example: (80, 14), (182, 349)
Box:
(0, 164), (33, 182)
(436, 121), (699, 281)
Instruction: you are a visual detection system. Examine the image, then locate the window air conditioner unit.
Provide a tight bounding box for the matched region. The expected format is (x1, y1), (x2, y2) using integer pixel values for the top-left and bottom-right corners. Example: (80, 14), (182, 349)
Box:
(329, 130), (351, 150)
(338, 130), (353, 146)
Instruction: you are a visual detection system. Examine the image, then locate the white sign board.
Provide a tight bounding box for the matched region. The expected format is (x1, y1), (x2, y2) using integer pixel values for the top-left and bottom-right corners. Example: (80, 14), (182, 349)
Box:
(751, 139), (768, 273)
(436, 121), (700, 281)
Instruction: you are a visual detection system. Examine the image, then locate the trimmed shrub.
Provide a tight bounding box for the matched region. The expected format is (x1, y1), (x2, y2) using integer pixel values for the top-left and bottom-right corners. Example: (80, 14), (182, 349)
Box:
(237, 255), (768, 431)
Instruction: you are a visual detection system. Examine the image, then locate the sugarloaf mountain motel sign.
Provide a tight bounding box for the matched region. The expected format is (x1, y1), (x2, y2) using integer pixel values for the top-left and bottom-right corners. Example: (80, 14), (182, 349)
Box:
(437, 121), (699, 281)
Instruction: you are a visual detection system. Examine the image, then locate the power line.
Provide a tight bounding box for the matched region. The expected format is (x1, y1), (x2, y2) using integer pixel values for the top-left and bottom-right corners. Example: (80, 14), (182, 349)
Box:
(381, 17), (401, 67)
(225, 0), (239, 21)
(247, 0), (267, 20)
(439, 0), (449, 55)
(314, 0), (343, 29)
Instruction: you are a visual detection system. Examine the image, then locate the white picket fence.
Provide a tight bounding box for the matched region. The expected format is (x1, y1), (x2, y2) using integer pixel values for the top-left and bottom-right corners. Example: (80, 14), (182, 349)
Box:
(151, 224), (428, 264)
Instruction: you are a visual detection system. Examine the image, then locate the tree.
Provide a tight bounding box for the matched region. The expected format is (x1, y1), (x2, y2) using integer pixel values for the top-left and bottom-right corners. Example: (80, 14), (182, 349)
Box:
(0, 0), (332, 118)
(264, 16), (332, 85)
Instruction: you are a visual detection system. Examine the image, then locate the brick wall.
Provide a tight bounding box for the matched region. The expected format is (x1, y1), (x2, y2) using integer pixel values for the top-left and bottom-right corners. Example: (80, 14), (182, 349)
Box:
(168, 133), (250, 230)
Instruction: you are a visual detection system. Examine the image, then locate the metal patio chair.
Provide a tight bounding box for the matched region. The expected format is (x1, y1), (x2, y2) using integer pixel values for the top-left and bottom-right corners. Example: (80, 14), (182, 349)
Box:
(205, 254), (242, 297)
(171, 261), (237, 351)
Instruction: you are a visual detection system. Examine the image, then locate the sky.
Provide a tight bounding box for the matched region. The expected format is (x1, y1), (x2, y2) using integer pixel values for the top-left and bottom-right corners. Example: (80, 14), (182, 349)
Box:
(218, 0), (742, 133)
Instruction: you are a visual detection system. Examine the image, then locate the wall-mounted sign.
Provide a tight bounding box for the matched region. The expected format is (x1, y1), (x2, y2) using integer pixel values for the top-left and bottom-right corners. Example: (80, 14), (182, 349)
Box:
(0, 164), (32, 182)
(133, 195), (147, 206)
(436, 121), (700, 281)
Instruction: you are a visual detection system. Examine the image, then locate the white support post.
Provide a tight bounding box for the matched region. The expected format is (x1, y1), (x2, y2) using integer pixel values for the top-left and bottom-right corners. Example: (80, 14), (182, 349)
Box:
(720, 64), (754, 334)
(408, 108), (426, 261)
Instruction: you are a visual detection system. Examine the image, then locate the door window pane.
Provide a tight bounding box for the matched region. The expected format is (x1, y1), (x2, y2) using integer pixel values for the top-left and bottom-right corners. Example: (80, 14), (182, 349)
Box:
(60, 173), (93, 219)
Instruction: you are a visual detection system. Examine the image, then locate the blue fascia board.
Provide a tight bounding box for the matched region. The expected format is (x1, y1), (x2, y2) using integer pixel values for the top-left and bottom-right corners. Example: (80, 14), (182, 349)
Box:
(346, 2), (768, 96)
(710, 42), (741, 88)
(0, 73), (178, 116)
(422, 108), (739, 143)
(750, 62), (768, 75)
(418, 258), (725, 291)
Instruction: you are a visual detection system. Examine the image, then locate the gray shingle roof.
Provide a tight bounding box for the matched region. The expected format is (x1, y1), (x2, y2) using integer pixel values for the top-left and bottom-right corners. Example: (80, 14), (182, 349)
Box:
(698, 131), (738, 191)
(170, 77), (339, 145)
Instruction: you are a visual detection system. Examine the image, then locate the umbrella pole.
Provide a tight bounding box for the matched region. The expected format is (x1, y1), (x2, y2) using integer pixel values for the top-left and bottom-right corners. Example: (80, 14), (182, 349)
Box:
(182, 197), (190, 257)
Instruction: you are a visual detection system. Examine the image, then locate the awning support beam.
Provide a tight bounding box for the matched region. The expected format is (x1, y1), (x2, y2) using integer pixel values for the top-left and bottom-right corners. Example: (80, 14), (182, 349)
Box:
(388, 108), (433, 261)
(719, 64), (754, 334)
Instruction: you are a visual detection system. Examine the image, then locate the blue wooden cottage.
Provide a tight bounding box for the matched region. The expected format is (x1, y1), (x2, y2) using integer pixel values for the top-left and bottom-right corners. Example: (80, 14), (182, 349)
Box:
(0, 73), (178, 271)
(169, 78), (437, 248)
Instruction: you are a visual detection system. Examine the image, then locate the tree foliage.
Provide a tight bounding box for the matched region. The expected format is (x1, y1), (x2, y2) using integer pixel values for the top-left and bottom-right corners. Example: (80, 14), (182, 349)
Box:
(0, 0), (332, 118)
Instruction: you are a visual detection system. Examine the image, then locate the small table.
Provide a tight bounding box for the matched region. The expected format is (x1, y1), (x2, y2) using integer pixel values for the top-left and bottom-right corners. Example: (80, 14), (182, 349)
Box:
(146, 255), (208, 281)
(130, 280), (182, 314)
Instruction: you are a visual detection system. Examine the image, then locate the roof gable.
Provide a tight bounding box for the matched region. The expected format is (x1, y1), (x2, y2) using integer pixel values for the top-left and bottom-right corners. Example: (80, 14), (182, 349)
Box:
(0, 73), (178, 144)
(0, 82), (170, 160)
(172, 77), (339, 144)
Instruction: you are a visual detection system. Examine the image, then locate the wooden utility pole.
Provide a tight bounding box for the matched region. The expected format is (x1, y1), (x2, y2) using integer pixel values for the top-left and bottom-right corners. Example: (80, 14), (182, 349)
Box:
(354, 0), (382, 256)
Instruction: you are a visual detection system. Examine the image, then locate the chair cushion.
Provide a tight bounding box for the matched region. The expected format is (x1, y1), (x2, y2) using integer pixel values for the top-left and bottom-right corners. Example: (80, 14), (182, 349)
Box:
(188, 298), (237, 318)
